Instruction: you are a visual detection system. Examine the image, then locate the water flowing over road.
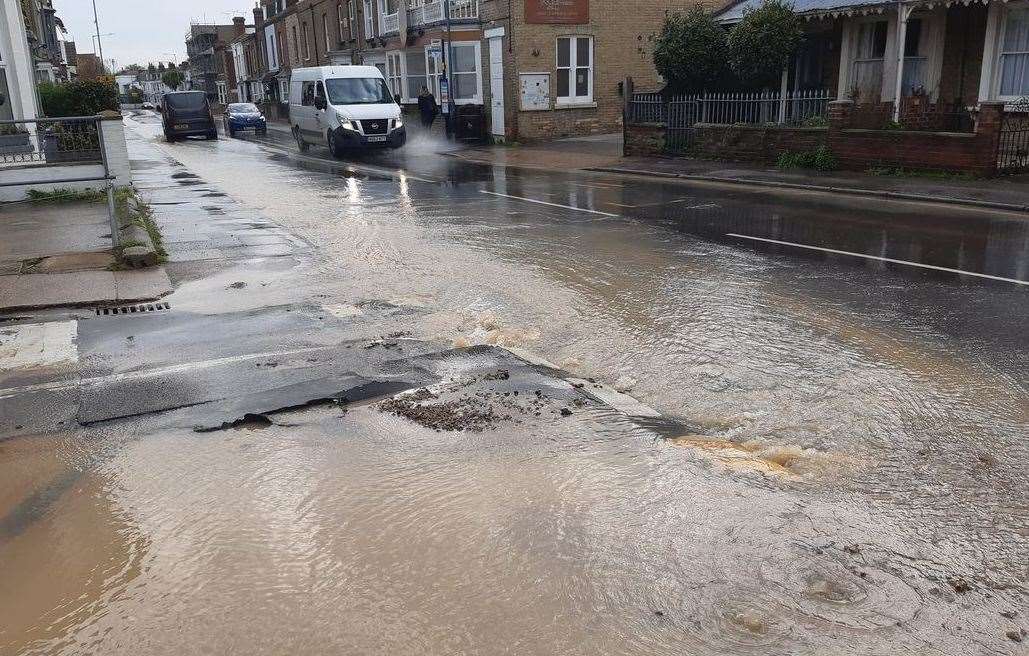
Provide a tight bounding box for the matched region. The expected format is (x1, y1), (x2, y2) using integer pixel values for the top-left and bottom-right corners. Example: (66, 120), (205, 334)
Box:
(1, 114), (1026, 655)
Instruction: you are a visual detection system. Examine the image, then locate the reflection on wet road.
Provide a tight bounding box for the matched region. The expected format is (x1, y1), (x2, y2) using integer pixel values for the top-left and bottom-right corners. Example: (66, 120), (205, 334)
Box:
(1, 112), (1026, 655)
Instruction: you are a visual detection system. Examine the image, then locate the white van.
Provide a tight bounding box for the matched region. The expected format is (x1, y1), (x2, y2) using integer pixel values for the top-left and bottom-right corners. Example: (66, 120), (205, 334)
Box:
(288, 66), (406, 157)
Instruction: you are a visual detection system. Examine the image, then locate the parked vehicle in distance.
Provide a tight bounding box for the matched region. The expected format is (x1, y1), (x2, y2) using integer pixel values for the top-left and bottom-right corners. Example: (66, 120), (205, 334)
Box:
(289, 66), (405, 157)
(161, 91), (217, 142)
(223, 103), (268, 137)
(141, 102), (155, 110)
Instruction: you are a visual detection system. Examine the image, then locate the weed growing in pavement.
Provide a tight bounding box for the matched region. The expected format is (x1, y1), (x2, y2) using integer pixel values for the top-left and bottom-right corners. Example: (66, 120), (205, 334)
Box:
(26, 187), (105, 203)
(114, 187), (168, 263)
(777, 145), (837, 171)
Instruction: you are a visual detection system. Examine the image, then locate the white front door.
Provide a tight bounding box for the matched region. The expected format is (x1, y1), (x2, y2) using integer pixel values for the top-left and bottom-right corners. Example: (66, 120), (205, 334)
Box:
(488, 36), (505, 137)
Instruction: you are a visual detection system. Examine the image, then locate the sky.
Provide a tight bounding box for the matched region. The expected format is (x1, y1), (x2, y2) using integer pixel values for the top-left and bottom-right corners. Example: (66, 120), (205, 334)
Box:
(54, 0), (254, 71)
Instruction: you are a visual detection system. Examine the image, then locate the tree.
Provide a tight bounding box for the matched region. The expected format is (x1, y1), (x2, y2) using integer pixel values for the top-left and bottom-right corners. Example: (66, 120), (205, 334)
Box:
(162, 69), (184, 90)
(38, 78), (119, 117)
(653, 6), (729, 93)
(727, 0), (803, 88)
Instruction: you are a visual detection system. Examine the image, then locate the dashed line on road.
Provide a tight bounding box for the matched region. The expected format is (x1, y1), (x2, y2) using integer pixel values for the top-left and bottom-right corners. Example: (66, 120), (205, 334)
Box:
(727, 233), (1029, 286)
(479, 190), (620, 217)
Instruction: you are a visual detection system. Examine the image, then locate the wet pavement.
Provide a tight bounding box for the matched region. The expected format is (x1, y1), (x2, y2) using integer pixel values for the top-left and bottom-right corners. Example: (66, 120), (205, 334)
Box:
(0, 111), (1026, 655)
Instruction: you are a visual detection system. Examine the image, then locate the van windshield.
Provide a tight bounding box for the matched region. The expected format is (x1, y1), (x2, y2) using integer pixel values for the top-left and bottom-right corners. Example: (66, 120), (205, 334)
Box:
(325, 78), (394, 105)
(165, 93), (207, 110)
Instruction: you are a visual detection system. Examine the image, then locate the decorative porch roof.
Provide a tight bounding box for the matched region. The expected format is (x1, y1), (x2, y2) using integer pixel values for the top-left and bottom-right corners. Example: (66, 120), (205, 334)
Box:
(715, 0), (997, 23)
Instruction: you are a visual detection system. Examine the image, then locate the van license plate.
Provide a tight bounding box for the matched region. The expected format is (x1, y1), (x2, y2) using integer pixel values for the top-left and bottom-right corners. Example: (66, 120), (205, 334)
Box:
(367, 135), (387, 142)
(175, 124), (189, 130)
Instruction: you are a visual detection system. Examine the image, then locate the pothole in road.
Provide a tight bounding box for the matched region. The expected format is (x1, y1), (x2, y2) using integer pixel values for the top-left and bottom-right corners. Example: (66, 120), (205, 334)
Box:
(378, 369), (586, 432)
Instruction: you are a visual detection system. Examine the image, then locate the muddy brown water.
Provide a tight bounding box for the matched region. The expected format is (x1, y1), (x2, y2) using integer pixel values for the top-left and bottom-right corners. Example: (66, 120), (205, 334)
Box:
(1, 118), (1026, 654)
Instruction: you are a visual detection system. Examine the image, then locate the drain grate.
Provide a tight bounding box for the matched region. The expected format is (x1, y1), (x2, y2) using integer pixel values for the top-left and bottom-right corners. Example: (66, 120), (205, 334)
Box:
(95, 302), (171, 316)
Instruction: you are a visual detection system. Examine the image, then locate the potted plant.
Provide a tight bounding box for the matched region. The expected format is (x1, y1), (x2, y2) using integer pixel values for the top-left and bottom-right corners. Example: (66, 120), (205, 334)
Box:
(0, 123), (33, 155)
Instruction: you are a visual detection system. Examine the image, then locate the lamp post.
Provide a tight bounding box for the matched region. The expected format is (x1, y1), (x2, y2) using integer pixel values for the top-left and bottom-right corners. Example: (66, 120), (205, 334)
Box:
(91, 0), (105, 65)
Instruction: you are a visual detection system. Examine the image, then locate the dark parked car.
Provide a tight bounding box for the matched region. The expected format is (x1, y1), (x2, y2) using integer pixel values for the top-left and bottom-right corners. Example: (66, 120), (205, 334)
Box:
(162, 91), (217, 142)
(223, 102), (267, 137)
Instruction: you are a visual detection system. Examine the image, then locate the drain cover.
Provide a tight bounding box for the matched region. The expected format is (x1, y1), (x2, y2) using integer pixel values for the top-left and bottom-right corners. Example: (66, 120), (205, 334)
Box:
(95, 302), (171, 316)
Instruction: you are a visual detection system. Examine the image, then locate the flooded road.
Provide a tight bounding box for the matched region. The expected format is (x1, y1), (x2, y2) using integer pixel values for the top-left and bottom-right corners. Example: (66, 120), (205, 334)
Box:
(1, 114), (1026, 655)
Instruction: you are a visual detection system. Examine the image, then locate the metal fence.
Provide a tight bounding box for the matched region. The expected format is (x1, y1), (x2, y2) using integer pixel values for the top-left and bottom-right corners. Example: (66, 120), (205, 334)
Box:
(0, 116), (120, 245)
(998, 102), (1029, 173)
(628, 89), (832, 128)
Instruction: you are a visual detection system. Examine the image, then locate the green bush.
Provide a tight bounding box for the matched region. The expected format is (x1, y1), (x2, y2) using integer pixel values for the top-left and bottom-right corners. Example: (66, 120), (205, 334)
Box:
(162, 69), (184, 90)
(38, 78), (119, 117)
(727, 0), (803, 88)
(777, 145), (837, 171)
(653, 5), (729, 93)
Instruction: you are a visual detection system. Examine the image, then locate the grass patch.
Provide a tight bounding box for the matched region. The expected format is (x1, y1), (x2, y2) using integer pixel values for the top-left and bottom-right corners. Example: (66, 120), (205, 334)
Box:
(114, 187), (168, 263)
(27, 188), (105, 203)
(865, 166), (977, 181)
(776, 145), (838, 172)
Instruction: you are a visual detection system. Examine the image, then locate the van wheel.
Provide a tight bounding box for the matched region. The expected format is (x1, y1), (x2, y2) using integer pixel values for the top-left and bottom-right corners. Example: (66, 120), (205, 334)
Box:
(328, 130), (345, 158)
(293, 126), (309, 152)
(164, 130), (176, 143)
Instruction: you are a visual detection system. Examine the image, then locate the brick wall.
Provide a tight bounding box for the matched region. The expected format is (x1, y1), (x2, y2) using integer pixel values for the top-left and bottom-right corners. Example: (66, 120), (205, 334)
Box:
(622, 101), (1004, 176)
(693, 124), (827, 163)
(624, 122), (664, 156)
(828, 100), (1002, 175)
(480, 0), (721, 142)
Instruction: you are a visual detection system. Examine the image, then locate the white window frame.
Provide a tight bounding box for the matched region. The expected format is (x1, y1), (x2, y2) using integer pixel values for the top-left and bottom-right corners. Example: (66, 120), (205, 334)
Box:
(279, 77), (289, 99)
(425, 47), (442, 100)
(364, 0), (376, 39)
(338, 3), (347, 42)
(992, 3), (1029, 101)
(323, 13), (330, 55)
(386, 50), (403, 99)
(448, 41), (482, 105)
(403, 49), (428, 103)
(349, 0), (357, 39)
(302, 21), (311, 60)
(555, 36), (594, 106)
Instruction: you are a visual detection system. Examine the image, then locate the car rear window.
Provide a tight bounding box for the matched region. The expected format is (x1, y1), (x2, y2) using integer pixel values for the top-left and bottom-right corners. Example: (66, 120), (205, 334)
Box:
(165, 93), (207, 110)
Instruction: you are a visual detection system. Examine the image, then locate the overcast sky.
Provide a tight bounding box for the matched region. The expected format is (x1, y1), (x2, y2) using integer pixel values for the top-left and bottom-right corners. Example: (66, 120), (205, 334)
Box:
(54, 0), (253, 71)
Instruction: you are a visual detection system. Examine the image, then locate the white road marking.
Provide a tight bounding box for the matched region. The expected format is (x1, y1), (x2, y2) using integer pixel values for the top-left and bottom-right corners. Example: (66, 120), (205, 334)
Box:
(480, 190), (620, 217)
(0, 321), (77, 373)
(0, 345), (331, 399)
(727, 233), (1029, 286)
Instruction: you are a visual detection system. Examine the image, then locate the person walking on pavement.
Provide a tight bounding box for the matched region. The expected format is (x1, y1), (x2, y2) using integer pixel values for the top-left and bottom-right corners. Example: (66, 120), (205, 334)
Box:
(417, 86), (438, 131)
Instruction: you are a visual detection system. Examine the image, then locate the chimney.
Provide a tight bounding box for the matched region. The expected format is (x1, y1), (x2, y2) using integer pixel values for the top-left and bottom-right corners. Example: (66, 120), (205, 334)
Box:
(253, 6), (264, 27)
(232, 16), (247, 37)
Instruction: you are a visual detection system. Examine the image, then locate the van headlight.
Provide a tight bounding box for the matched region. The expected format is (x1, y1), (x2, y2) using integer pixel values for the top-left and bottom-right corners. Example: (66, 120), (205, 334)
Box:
(393, 118), (403, 130)
(338, 114), (354, 131)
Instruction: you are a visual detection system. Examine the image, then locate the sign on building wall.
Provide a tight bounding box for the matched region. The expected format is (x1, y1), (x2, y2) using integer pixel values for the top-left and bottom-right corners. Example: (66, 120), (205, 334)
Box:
(525, 0), (588, 24)
(519, 73), (550, 111)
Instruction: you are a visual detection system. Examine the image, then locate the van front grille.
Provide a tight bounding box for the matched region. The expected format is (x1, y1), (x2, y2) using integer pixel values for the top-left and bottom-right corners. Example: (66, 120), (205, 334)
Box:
(360, 119), (389, 135)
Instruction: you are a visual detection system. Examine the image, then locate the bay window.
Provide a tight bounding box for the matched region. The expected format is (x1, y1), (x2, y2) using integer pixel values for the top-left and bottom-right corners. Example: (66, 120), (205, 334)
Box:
(556, 36), (593, 105)
(1000, 7), (1029, 98)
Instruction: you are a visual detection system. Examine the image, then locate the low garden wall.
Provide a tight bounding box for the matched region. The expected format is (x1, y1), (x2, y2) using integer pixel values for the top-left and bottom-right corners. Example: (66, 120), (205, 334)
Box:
(624, 101), (1006, 176)
(693, 124), (826, 164)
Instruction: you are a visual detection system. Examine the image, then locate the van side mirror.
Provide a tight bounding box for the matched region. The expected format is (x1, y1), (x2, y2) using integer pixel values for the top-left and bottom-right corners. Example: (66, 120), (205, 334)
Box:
(314, 96), (327, 110)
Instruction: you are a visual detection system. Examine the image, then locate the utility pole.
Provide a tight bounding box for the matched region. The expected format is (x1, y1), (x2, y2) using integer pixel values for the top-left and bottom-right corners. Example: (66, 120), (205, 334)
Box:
(92, 0), (105, 65)
(442, 0), (454, 138)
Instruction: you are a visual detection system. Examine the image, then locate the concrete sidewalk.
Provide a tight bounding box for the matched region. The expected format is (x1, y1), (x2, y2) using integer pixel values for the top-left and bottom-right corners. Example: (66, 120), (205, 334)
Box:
(452, 132), (624, 171)
(0, 200), (171, 312)
(591, 157), (1029, 213)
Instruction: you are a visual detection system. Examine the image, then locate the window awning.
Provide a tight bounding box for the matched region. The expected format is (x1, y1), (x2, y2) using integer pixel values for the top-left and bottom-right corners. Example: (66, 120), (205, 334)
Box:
(715, 0), (1000, 23)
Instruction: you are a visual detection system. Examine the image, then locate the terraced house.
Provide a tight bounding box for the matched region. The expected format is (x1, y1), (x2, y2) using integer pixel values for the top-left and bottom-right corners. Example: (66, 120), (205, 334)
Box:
(237, 0), (718, 141)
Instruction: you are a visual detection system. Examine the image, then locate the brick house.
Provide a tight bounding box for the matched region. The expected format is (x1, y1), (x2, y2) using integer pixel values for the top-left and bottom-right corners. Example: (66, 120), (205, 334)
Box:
(716, 0), (1029, 115)
(238, 0), (736, 141)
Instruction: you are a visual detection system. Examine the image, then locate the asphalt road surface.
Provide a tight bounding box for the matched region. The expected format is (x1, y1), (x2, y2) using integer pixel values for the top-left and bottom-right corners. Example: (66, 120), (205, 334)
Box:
(0, 111), (1026, 656)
